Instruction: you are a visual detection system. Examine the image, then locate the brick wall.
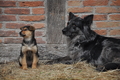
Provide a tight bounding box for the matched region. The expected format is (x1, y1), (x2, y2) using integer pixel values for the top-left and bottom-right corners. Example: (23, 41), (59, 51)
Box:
(0, 0), (47, 63)
(0, 0), (120, 63)
(0, 0), (46, 44)
(67, 0), (120, 37)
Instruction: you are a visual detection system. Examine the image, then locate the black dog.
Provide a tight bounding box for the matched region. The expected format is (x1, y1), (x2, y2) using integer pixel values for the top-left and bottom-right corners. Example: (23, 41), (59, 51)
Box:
(47, 12), (120, 72)
(19, 26), (39, 70)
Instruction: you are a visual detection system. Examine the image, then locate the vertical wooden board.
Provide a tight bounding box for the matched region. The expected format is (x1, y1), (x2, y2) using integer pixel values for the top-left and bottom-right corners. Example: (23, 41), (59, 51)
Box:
(47, 0), (66, 44)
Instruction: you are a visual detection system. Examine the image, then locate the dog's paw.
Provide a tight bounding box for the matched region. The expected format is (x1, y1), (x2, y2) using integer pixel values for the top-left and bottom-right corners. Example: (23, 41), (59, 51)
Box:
(32, 65), (37, 69)
(22, 67), (28, 70)
(32, 66), (37, 69)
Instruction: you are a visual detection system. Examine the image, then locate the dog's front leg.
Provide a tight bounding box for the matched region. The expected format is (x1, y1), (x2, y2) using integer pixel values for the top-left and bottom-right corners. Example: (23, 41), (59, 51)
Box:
(32, 54), (38, 69)
(22, 54), (27, 70)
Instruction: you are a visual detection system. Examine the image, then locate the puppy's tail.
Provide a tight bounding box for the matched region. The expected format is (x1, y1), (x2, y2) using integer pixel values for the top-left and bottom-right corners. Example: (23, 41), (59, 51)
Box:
(96, 63), (120, 72)
(45, 56), (72, 64)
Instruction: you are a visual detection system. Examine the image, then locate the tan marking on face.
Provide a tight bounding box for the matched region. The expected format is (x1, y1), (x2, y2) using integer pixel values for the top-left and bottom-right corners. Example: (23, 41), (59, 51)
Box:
(23, 27), (26, 29)
(25, 31), (32, 37)
(21, 30), (32, 39)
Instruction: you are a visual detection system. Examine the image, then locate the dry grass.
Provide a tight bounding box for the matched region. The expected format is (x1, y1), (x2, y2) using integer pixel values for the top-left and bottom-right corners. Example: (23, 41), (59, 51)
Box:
(0, 61), (120, 80)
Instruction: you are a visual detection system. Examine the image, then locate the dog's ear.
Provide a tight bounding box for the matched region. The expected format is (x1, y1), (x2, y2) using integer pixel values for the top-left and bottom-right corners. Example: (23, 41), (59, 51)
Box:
(29, 26), (35, 31)
(69, 12), (76, 20)
(84, 14), (94, 26)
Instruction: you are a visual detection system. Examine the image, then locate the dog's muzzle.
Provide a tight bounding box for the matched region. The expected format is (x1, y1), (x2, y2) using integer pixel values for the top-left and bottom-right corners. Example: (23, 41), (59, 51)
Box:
(19, 32), (25, 37)
(62, 28), (67, 35)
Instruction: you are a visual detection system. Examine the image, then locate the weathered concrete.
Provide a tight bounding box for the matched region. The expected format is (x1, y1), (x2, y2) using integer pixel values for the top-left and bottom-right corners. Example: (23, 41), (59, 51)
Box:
(0, 44), (67, 63)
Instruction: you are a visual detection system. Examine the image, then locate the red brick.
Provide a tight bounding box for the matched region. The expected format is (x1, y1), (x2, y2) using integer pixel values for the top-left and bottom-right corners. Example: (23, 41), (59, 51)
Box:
(95, 7), (120, 13)
(19, 15), (45, 21)
(96, 22), (120, 28)
(111, 0), (120, 6)
(83, 0), (108, 6)
(33, 23), (45, 29)
(4, 8), (30, 14)
(94, 15), (107, 21)
(109, 29), (120, 35)
(68, 7), (93, 13)
(36, 38), (46, 44)
(32, 8), (45, 14)
(0, 8), (2, 14)
(68, 1), (81, 6)
(0, 23), (2, 28)
(0, 1), (16, 7)
(4, 38), (22, 44)
(109, 14), (120, 20)
(35, 31), (45, 37)
(0, 39), (2, 43)
(94, 30), (107, 35)
(0, 15), (16, 21)
(0, 30), (18, 37)
(6, 23), (31, 29)
(83, 15), (107, 21)
(19, 1), (44, 7)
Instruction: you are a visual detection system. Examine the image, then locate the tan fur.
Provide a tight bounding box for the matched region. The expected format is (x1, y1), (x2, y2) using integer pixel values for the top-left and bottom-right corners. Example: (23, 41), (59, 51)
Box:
(32, 53), (39, 69)
(22, 43), (38, 69)
(22, 31), (32, 39)
(21, 54), (27, 70)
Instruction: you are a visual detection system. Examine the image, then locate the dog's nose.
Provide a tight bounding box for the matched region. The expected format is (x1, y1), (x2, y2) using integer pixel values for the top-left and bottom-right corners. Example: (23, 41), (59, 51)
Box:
(62, 28), (66, 33)
(19, 31), (25, 37)
(19, 32), (22, 35)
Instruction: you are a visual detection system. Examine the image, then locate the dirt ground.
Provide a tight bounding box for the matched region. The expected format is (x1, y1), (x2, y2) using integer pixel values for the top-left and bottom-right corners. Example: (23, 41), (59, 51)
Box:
(0, 61), (120, 80)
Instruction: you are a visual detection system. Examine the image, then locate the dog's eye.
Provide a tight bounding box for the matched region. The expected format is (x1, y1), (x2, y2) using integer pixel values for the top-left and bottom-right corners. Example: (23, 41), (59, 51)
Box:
(73, 26), (76, 30)
(23, 29), (27, 31)
(67, 22), (69, 25)
(73, 24), (76, 26)
(72, 23), (76, 26)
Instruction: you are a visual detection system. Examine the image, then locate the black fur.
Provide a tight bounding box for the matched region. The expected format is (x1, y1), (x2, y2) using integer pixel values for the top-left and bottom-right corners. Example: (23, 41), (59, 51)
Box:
(48, 12), (120, 72)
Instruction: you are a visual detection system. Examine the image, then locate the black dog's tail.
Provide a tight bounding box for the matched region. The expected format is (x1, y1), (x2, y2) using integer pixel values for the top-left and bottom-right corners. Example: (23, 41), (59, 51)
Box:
(45, 56), (72, 64)
(96, 63), (120, 72)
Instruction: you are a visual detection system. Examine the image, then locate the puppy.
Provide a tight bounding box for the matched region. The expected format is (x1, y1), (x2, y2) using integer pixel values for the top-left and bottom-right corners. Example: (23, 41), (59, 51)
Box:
(19, 26), (39, 70)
